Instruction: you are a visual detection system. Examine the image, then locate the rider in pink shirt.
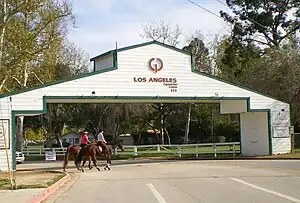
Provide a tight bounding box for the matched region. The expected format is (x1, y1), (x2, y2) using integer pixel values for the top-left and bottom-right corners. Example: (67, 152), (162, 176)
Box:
(81, 132), (89, 146)
(78, 131), (91, 160)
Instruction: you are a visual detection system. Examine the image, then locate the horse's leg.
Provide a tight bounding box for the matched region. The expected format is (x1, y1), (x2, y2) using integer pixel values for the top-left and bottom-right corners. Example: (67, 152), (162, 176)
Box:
(104, 151), (111, 170)
(88, 157), (93, 170)
(62, 147), (70, 172)
(92, 154), (100, 171)
(75, 155), (84, 172)
(79, 157), (85, 172)
(75, 149), (85, 172)
(82, 157), (87, 167)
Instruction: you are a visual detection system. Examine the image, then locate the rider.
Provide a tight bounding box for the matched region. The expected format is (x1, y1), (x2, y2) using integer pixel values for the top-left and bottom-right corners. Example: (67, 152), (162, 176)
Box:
(97, 129), (107, 152)
(78, 131), (91, 160)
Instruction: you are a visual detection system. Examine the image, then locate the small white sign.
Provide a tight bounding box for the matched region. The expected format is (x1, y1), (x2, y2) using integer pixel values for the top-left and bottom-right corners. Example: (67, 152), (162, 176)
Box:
(0, 120), (10, 150)
(45, 151), (57, 161)
(273, 126), (290, 138)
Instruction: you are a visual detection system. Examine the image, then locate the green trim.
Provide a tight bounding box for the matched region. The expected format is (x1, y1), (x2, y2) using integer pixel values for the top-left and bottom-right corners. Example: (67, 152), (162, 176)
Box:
(0, 52), (118, 99)
(191, 55), (281, 102)
(117, 40), (190, 55)
(11, 100), (47, 171)
(90, 40), (190, 62)
(9, 95), (274, 169)
(11, 111), (16, 171)
(5, 41), (280, 163)
(45, 96), (249, 101)
(90, 50), (115, 61)
(267, 111), (272, 155)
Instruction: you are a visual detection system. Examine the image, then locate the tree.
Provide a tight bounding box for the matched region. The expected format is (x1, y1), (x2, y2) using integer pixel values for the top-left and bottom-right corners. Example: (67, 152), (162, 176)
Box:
(140, 21), (182, 46)
(2, 0), (75, 151)
(220, 0), (300, 47)
(215, 35), (261, 84)
(183, 31), (211, 73)
(247, 39), (300, 128)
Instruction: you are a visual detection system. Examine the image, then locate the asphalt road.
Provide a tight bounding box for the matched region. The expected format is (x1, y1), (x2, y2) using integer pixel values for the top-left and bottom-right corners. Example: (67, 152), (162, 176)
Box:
(36, 159), (300, 203)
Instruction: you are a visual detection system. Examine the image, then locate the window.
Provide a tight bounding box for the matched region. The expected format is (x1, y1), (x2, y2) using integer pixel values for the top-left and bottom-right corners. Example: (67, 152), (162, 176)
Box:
(75, 138), (79, 144)
(63, 138), (67, 143)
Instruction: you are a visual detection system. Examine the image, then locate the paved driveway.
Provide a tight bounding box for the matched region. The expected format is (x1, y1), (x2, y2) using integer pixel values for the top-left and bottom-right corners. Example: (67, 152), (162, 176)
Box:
(42, 160), (300, 203)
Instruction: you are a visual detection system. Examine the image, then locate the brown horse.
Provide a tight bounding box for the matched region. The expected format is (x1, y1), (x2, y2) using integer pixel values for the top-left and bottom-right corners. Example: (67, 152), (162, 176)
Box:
(62, 141), (124, 172)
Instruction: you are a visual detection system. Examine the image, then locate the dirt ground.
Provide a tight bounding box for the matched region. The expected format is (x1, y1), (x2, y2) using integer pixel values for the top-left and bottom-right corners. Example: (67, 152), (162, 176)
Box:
(0, 170), (64, 189)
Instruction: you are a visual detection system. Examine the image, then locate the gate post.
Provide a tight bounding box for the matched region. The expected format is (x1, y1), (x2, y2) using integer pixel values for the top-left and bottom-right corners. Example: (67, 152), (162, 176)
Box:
(233, 143), (235, 157)
(133, 146), (138, 156)
(178, 145), (182, 158)
(114, 147), (118, 156)
(212, 143), (217, 157)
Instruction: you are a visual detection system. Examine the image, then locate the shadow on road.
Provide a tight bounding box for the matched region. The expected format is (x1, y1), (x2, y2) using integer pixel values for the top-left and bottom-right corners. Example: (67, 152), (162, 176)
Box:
(18, 159), (192, 171)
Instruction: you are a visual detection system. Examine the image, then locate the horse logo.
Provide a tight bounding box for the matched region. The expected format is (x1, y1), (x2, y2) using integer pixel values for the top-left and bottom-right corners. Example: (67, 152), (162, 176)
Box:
(148, 58), (163, 74)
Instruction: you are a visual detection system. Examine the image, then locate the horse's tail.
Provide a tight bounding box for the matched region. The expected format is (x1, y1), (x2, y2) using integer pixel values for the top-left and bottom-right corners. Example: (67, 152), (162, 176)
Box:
(63, 146), (70, 172)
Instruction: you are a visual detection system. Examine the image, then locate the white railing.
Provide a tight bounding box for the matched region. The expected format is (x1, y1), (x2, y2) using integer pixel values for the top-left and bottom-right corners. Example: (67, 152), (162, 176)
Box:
(22, 142), (240, 158)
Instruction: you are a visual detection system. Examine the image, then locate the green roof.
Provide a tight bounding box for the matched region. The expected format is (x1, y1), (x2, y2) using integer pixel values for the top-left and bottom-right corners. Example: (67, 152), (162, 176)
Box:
(0, 40), (283, 103)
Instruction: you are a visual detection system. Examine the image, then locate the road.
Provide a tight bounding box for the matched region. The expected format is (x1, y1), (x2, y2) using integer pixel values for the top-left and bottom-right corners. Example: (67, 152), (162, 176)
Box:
(35, 159), (300, 203)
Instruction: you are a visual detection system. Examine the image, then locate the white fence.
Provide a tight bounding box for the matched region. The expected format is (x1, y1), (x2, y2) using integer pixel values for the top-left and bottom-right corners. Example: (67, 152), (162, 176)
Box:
(22, 142), (240, 158)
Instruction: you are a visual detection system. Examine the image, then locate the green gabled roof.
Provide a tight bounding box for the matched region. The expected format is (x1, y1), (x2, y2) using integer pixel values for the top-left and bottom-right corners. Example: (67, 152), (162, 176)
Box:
(0, 40), (284, 103)
(90, 40), (190, 61)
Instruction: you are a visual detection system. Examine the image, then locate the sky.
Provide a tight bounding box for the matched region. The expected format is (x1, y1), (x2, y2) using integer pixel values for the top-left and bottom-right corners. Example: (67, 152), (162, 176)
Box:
(67, 0), (232, 59)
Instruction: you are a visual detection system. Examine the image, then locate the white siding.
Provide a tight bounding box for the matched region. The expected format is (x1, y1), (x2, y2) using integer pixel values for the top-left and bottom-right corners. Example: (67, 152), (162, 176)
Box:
(270, 101), (291, 154)
(94, 54), (113, 71)
(5, 44), (285, 111)
(272, 138), (291, 154)
(0, 42), (292, 168)
(240, 112), (269, 156)
(0, 151), (12, 172)
(0, 97), (11, 119)
(0, 98), (12, 171)
(220, 100), (247, 114)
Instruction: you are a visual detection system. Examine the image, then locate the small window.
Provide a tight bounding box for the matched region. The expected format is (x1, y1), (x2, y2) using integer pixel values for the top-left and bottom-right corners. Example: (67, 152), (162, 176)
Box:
(75, 138), (79, 144)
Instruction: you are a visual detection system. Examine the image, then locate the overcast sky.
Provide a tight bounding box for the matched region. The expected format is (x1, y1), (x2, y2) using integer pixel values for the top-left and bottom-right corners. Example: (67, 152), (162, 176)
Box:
(67, 0), (232, 59)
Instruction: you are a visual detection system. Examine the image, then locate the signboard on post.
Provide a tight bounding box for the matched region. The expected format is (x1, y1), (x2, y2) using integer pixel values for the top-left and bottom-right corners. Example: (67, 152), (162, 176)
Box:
(273, 126), (290, 138)
(45, 150), (56, 161)
(0, 119), (10, 150)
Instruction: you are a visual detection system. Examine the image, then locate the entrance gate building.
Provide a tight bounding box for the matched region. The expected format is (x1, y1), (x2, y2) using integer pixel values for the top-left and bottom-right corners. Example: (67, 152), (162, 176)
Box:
(0, 41), (291, 172)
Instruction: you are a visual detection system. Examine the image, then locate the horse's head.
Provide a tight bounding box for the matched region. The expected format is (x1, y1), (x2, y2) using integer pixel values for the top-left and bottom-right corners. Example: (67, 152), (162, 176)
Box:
(117, 141), (125, 152)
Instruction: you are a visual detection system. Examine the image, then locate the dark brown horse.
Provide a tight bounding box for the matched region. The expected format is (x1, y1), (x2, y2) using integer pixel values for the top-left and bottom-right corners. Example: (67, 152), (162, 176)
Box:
(62, 141), (124, 172)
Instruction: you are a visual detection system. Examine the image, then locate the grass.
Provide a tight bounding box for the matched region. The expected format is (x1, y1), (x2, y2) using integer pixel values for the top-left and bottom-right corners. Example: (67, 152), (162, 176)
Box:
(0, 172), (65, 190)
(0, 179), (9, 187)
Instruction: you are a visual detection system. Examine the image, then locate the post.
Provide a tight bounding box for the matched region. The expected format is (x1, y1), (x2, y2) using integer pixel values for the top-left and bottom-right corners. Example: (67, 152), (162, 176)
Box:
(133, 146), (138, 156)
(160, 103), (164, 145)
(290, 126), (295, 153)
(157, 144), (160, 153)
(114, 147), (118, 156)
(212, 143), (217, 157)
(184, 104), (191, 144)
(1, 120), (14, 189)
(291, 133), (295, 154)
(233, 143), (235, 157)
(178, 145), (182, 158)
(196, 145), (199, 158)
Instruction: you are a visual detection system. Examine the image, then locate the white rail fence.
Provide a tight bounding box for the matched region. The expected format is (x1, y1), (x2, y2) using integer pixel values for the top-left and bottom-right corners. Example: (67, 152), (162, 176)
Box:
(22, 142), (240, 158)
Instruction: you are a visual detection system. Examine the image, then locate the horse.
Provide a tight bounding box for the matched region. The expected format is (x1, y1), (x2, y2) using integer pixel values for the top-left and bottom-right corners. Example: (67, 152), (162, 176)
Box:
(75, 141), (110, 172)
(62, 141), (124, 172)
(82, 142), (124, 171)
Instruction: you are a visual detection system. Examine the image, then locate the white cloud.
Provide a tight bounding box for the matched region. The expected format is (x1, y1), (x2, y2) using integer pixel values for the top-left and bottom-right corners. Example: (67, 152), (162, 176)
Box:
(67, 0), (232, 58)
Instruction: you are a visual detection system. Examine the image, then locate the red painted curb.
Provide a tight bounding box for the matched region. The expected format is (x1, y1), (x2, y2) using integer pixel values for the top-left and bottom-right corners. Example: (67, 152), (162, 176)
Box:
(27, 172), (71, 203)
